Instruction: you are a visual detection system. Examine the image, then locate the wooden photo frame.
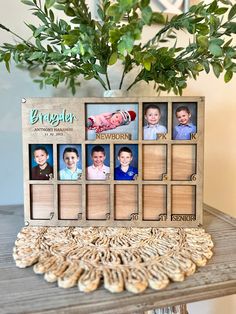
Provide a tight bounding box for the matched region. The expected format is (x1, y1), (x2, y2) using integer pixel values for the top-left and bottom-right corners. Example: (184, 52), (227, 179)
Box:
(22, 96), (204, 227)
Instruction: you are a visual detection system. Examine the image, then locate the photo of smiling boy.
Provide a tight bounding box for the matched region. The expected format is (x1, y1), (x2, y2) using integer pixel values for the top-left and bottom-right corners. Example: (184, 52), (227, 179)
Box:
(173, 105), (197, 140)
(143, 104), (167, 140)
(115, 146), (138, 180)
(59, 146), (82, 180)
(31, 145), (53, 180)
(86, 145), (110, 180)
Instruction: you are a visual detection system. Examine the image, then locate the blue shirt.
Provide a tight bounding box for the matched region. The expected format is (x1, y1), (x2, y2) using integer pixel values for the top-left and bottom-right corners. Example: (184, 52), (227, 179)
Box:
(173, 123), (196, 140)
(143, 124), (167, 140)
(115, 165), (138, 180)
(59, 167), (82, 180)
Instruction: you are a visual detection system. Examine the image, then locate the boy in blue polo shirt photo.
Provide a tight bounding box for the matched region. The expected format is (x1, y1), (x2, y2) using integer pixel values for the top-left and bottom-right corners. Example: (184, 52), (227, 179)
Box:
(114, 146), (138, 180)
(173, 105), (196, 140)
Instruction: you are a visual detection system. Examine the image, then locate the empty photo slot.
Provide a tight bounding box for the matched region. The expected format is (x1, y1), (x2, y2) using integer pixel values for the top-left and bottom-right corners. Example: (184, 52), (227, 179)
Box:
(86, 185), (110, 220)
(58, 185), (82, 220)
(172, 144), (196, 181)
(171, 185), (196, 217)
(30, 185), (54, 220)
(115, 185), (138, 220)
(143, 145), (167, 180)
(143, 185), (167, 220)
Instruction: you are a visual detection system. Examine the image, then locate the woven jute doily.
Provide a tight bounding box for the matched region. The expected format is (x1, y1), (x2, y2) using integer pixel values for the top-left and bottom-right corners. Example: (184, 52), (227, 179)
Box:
(13, 226), (213, 294)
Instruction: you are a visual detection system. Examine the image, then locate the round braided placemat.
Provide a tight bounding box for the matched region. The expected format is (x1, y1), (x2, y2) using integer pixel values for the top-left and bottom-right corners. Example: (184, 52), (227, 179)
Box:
(13, 226), (213, 294)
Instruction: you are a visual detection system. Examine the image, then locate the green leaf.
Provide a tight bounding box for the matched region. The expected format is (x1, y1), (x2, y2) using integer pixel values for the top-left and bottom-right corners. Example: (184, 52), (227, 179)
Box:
(209, 43), (223, 57)
(34, 25), (46, 37)
(49, 9), (55, 22)
(196, 24), (209, 35)
(36, 38), (46, 51)
(3, 52), (11, 73)
(4, 52), (11, 62)
(223, 38), (233, 48)
(93, 64), (106, 74)
(226, 22), (236, 33)
(45, 77), (55, 85)
(79, 42), (85, 55)
(219, 0), (231, 4)
(108, 52), (117, 65)
(33, 11), (48, 24)
(21, 0), (35, 6)
(203, 60), (210, 73)
(53, 4), (64, 10)
(84, 73), (94, 80)
(141, 0), (150, 8)
(109, 29), (121, 43)
(197, 35), (208, 49)
(215, 7), (228, 15)
(16, 44), (26, 51)
(28, 51), (44, 61)
(117, 40), (126, 55)
(224, 70), (233, 82)
(118, 35), (134, 54)
(47, 45), (53, 52)
(228, 4), (236, 20)
(194, 63), (204, 71)
(45, 0), (55, 9)
(25, 23), (37, 33)
(210, 38), (224, 46)
(5, 60), (10, 73)
(224, 56), (233, 69)
(141, 6), (152, 25)
(151, 12), (165, 24)
(62, 34), (78, 46)
(143, 59), (151, 71)
(70, 18), (81, 24)
(212, 62), (223, 78)
(207, 0), (218, 14)
(97, 6), (104, 20)
(226, 47), (236, 57)
(64, 6), (76, 17)
(106, 4), (119, 17)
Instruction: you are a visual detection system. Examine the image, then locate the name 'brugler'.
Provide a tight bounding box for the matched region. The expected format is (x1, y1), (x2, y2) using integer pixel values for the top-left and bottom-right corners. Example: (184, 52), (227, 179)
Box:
(30, 109), (76, 127)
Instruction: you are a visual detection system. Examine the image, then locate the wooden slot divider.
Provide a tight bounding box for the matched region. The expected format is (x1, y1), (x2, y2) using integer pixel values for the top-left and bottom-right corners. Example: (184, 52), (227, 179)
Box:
(138, 139), (143, 221)
(166, 141), (172, 221)
(81, 142), (86, 222)
(52, 144), (58, 222)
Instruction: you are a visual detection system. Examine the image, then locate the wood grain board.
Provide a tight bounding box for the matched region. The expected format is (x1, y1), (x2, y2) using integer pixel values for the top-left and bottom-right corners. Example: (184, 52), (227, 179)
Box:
(22, 97), (204, 227)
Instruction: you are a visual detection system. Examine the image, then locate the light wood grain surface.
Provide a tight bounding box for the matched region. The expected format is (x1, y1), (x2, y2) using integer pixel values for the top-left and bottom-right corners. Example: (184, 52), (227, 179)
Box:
(0, 204), (235, 314)
(22, 97), (204, 228)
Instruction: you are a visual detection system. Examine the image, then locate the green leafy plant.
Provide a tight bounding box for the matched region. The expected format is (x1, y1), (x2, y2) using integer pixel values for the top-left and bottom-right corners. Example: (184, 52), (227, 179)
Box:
(1, 0), (236, 95)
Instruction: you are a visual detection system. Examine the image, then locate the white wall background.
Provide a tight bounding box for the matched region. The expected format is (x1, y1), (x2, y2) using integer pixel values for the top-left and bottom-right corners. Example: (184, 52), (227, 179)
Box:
(0, 1), (235, 312)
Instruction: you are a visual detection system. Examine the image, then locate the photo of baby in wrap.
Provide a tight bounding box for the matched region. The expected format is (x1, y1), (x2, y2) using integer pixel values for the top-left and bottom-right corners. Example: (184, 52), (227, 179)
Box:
(86, 104), (139, 140)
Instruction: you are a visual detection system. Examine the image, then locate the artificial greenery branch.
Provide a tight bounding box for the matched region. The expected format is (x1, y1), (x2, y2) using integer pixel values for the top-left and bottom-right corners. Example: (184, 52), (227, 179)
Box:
(0, 0), (236, 95)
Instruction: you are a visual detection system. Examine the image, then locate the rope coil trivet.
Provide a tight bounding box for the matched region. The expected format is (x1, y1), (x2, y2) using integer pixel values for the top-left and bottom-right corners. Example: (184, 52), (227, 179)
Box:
(13, 227), (213, 293)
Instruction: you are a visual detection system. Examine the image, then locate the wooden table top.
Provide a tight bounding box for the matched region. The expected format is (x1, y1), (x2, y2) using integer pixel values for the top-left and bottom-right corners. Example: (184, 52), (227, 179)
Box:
(0, 204), (235, 314)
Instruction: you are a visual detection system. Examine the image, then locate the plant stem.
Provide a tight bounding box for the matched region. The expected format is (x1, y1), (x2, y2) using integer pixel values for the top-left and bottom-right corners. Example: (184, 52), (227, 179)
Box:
(105, 71), (111, 90)
(95, 74), (108, 90)
(126, 77), (140, 91)
(0, 24), (32, 47)
(119, 68), (126, 90)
